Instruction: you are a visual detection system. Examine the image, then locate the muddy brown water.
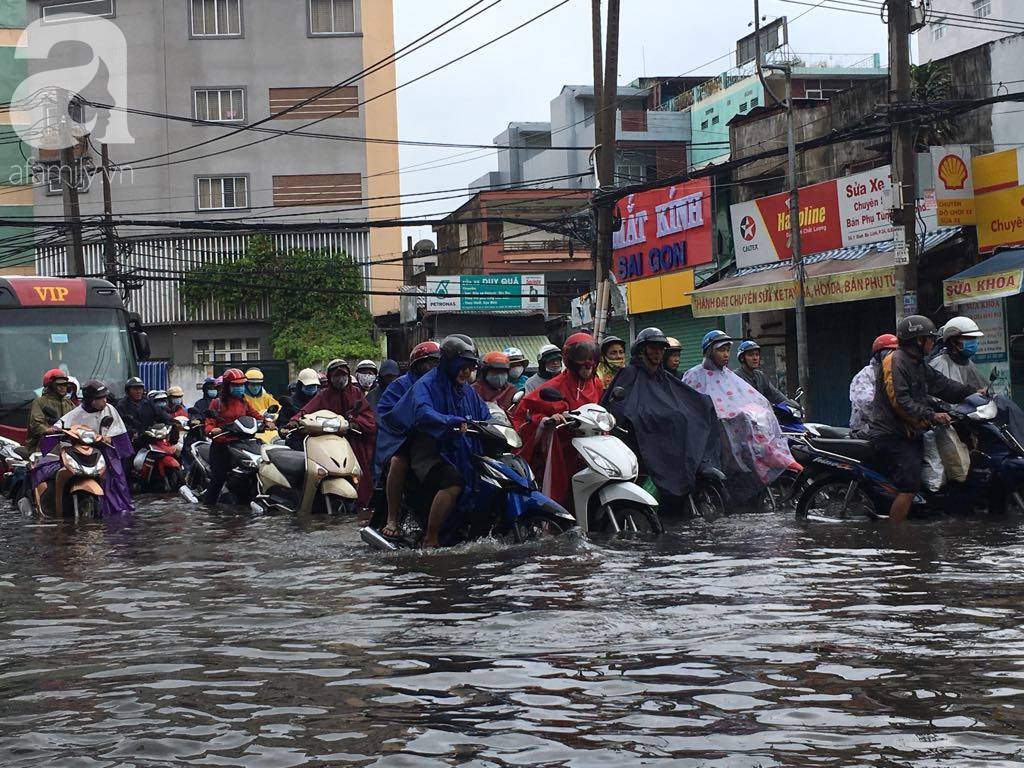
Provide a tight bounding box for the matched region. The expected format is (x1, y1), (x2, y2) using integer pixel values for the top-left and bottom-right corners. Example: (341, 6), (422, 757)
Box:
(2, 499), (1023, 766)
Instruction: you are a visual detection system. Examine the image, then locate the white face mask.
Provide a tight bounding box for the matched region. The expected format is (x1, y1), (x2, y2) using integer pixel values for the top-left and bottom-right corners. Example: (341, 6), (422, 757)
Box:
(510, 365), (525, 379)
(356, 373), (377, 391)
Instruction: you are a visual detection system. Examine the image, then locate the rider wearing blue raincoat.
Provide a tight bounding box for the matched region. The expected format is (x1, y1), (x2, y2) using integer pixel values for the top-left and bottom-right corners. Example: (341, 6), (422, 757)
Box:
(373, 341), (442, 480)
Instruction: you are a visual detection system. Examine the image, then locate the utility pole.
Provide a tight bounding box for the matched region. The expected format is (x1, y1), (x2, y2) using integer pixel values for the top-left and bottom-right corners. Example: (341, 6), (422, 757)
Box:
(590, 0), (620, 341)
(889, 0), (917, 322)
(101, 143), (117, 283)
(60, 134), (85, 277)
(754, 0), (810, 415)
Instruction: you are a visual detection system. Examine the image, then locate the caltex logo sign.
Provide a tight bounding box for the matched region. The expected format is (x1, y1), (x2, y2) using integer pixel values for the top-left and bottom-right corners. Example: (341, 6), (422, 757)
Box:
(740, 215), (757, 241)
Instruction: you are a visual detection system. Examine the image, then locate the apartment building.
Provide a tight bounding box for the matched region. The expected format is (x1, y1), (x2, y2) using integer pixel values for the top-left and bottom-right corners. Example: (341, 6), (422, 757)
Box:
(918, 0), (1024, 61)
(0, 0), (31, 274)
(26, 0), (401, 365)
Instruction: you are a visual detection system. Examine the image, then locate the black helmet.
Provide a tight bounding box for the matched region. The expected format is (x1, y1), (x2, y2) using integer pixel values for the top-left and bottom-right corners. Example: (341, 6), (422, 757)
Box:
(600, 335), (624, 355)
(125, 376), (144, 389)
(896, 315), (937, 342)
(631, 327), (669, 356)
(441, 334), (479, 364)
(82, 380), (109, 401)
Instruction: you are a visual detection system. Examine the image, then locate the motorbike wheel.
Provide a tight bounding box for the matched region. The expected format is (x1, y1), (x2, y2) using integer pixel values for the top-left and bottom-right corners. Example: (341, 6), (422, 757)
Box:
(164, 468), (184, 493)
(514, 512), (571, 543)
(796, 477), (881, 522)
(690, 484), (728, 522)
(72, 492), (98, 519)
(601, 503), (663, 535)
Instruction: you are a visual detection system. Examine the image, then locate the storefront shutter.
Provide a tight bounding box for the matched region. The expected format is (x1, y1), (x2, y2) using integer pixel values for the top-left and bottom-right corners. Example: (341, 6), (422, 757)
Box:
(631, 307), (723, 372)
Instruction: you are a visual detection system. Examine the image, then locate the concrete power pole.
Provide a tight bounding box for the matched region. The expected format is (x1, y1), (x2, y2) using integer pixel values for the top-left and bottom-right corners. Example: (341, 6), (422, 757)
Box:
(590, 0), (620, 341)
(889, 0), (917, 322)
(60, 135), (85, 277)
(101, 144), (117, 283)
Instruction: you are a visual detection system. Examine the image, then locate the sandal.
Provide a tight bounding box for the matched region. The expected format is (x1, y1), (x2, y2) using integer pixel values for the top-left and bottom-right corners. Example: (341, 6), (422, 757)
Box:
(381, 523), (402, 540)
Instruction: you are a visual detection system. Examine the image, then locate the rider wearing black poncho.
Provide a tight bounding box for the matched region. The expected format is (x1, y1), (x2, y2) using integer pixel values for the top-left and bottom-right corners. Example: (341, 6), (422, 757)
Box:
(601, 328), (722, 508)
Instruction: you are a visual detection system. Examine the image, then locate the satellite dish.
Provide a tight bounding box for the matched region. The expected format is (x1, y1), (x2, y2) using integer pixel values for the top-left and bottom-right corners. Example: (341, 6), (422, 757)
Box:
(414, 239), (436, 255)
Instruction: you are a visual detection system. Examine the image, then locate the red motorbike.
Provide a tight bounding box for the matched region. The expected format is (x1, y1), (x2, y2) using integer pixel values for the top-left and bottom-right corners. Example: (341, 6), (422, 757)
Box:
(132, 423), (184, 492)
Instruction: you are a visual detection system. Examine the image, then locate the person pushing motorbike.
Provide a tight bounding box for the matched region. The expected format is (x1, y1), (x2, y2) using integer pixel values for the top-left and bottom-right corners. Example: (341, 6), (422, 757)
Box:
(866, 315), (979, 523)
(24, 369), (75, 454)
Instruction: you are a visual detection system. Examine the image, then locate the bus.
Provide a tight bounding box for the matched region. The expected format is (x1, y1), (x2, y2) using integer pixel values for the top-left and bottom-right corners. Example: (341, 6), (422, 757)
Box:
(0, 277), (149, 442)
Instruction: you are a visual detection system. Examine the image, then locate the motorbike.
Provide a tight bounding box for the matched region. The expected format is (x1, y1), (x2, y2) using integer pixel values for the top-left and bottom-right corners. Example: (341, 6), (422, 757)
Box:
(361, 404), (576, 551)
(252, 409), (361, 516)
(21, 416), (115, 519)
(1, 435), (29, 501)
(532, 387), (663, 534)
(181, 415), (263, 505)
(793, 394), (1023, 521)
(132, 422), (184, 493)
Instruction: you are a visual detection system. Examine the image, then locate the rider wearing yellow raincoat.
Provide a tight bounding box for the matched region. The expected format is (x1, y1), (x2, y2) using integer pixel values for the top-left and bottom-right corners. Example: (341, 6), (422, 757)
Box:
(243, 368), (281, 443)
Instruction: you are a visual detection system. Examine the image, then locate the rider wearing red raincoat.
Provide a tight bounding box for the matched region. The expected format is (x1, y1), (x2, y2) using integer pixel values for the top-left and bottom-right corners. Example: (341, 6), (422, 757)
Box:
(513, 333), (603, 509)
(289, 358), (377, 506)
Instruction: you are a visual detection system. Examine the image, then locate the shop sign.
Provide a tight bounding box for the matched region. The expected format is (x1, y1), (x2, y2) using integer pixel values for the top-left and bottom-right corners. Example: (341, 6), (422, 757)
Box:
(943, 267), (1024, 304)
(974, 147), (1024, 254)
(960, 299), (1007, 364)
(931, 145), (976, 226)
(426, 274), (545, 312)
(612, 178), (713, 284)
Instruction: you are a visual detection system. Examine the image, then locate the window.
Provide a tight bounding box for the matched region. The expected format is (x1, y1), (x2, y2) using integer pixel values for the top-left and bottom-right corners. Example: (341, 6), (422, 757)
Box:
(700, 120), (709, 130)
(972, 0), (991, 18)
(268, 87), (358, 120)
(932, 18), (947, 40)
(739, 101), (748, 112)
(750, 96), (759, 108)
(615, 163), (645, 185)
(194, 88), (245, 122)
(44, 163), (91, 195)
(309, 0), (355, 35)
(190, 0), (241, 37)
(272, 173), (361, 206)
(711, 115), (720, 125)
(196, 176), (248, 210)
(193, 338), (260, 364)
(41, 0), (114, 22)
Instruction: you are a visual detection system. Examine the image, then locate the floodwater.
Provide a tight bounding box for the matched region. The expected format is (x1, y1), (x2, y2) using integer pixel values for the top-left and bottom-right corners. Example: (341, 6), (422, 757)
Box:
(2, 500), (1024, 767)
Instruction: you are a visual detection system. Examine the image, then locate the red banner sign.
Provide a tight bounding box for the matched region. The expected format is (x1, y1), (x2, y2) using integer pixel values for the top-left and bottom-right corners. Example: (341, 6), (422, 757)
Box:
(612, 178), (713, 283)
(8, 278), (87, 306)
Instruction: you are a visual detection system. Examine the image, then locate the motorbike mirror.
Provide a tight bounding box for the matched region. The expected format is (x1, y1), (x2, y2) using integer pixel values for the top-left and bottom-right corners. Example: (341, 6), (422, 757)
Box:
(100, 415), (114, 430)
(511, 389), (525, 405)
(610, 386), (626, 402)
(266, 404), (280, 414)
(538, 387), (566, 403)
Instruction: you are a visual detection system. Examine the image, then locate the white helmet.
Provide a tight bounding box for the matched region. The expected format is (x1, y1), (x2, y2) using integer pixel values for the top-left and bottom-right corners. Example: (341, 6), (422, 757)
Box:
(355, 359), (378, 373)
(941, 316), (984, 342)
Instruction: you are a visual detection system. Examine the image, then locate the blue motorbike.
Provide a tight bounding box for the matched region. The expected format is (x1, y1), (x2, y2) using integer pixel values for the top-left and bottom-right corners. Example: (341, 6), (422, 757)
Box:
(361, 405), (576, 550)
(793, 394), (1024, 521)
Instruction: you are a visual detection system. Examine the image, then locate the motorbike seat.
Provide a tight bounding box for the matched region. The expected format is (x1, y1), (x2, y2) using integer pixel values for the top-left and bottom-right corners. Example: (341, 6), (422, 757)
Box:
(13, 445), (31, 460)
(814, 425), (852, 439)
(807, 437), (875, 465)
(269, 448), (306, 480)
(196, 443), (211, 462)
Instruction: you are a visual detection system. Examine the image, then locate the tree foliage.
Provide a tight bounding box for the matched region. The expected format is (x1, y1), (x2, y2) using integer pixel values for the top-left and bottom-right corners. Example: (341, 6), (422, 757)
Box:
(912, 61), (954, 150)
(180, 236), (378, 367)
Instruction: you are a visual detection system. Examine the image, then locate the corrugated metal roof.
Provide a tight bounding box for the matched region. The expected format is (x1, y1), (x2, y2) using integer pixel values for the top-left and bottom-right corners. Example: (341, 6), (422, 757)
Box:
(733, 227), (963, 278)
(474, 335), (553, 364)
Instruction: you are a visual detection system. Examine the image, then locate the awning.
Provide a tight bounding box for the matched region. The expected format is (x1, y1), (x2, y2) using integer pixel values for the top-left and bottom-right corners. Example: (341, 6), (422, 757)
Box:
(691, 228), (962, 318)
(473, 335), (552, 363)
(943, 248), (1024, 305)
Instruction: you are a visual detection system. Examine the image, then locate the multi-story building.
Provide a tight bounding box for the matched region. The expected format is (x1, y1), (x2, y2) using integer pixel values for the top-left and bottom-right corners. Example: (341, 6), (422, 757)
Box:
(26, 0), (401, 365)
(0, 0), (31, 275)
(918, 0), (1024, 61)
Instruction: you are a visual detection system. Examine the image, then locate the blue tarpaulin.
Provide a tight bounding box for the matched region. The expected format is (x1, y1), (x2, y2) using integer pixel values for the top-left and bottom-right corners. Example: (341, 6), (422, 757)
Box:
(139, 361), (168, 392)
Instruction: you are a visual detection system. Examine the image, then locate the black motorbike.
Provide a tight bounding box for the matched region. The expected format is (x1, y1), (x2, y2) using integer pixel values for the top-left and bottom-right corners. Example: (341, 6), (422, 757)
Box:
(181, 416), (263, 505)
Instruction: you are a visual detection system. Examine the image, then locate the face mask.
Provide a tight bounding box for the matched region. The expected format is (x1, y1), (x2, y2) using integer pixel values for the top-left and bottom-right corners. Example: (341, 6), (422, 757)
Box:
(468, 370), (478, 384)
(246, 383), (262, 396)
(605, 358), (624, 371)
(544, 359), (562, 375)
(485, 372), (509, 389)
(229, 385), (245, 398)
(171, 397), (183, 407)
(510, 366), (525, 380)
(332, 375), (350, 389)
(301, 384), (319, 398)
(208, 389), (219, 399)
(962, 339), (980, 359)
(356, 373), (377, 391)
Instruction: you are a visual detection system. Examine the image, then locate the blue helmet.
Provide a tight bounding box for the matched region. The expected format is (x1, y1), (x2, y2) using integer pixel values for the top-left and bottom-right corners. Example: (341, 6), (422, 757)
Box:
(701, 330), (734, 355)
(736, 340), (761, 358)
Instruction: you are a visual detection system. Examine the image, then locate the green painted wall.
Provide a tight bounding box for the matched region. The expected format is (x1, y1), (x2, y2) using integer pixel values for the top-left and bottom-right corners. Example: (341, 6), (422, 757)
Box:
(0, 1), (25, 28)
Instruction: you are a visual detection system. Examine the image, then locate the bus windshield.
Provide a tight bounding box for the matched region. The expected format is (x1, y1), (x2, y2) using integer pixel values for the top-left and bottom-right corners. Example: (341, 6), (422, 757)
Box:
(0, 307), (136, 407)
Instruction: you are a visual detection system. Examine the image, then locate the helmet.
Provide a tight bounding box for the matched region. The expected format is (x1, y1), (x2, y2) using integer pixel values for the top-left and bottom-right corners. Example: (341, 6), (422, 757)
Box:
(326, 359), (350, 376)
(896, 315), (937, 342)
(356, 359), (378, 373)
(941, 316), (984, 342)
(736, 340), (761, 358)
(632, 327), (669, 356)
(221, 368), (247, 386)
(202, 376), (218, 393)
(665, 337), (683, 353)
(503, 346), (527, 365)
(167, 385), (184, 398)
(150, 390), (168, 404)
(66, 376), (79, 394)
(564, 332), (598, 364)
(481, 351), (510, 371)
(537, 343), (561, 365)
(600, 335), (624, 355)
(411, 340), (441, 363)
(871, 333), (899, 356)
(297, 368), (320, 386)
(441, 334), (479, 364)
(81, 380), (108, 402)
(701, 330), (734, 355)
(244, 368), (264, 384)
(43, 368), (68, 387)
(125, 376), (145, 390)
(146, 390), (157, 399)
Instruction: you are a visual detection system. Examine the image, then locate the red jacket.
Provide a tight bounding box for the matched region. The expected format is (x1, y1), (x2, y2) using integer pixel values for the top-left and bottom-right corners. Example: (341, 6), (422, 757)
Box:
(472, 380), (517, 413)
(204, 396), (263, 444)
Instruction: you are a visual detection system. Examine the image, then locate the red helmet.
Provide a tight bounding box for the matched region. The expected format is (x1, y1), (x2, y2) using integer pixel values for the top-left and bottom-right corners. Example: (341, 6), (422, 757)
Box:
(563, 332), (598, 364)
(221, 368), (247, 386)
(871, 333), (899, 356)
(410, 341), (441, 364)
(43, 368), (68, 387)
(481, 351), (510, 371)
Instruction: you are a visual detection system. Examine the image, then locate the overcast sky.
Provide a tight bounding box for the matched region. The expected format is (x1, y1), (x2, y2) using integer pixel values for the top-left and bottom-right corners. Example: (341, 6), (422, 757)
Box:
(392, 0), (894, 244)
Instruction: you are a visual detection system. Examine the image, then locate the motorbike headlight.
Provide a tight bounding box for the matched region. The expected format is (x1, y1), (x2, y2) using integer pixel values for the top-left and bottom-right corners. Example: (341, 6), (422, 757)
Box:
(580, 445), (624, 479)
(593, 411), (616, 433)
(500, 426), (522, 450)
(80, 431), (97, 445)
(319, 417), (342, 433)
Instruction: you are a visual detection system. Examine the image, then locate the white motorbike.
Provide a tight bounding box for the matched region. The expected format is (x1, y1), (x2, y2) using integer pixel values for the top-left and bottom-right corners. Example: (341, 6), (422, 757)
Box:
(536, 389), (662, 535)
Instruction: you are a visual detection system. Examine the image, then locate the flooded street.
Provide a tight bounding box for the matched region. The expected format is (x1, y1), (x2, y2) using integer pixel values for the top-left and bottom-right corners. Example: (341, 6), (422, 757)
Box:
(2, 500), (1024, 767)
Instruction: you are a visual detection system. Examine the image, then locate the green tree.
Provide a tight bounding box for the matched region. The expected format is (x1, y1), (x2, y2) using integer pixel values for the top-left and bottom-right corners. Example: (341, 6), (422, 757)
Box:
(911, 61), (954, 150)
(180, 236), (378, 367)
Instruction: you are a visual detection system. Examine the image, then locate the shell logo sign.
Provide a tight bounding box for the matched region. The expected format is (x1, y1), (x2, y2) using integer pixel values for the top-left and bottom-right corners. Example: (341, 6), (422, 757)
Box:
(937, 154), (969, 191)
(931, 145), (975, 226)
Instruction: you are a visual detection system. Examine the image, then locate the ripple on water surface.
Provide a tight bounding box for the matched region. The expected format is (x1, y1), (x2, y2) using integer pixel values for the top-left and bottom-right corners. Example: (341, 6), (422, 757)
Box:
(1, 499), (1024, 766)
